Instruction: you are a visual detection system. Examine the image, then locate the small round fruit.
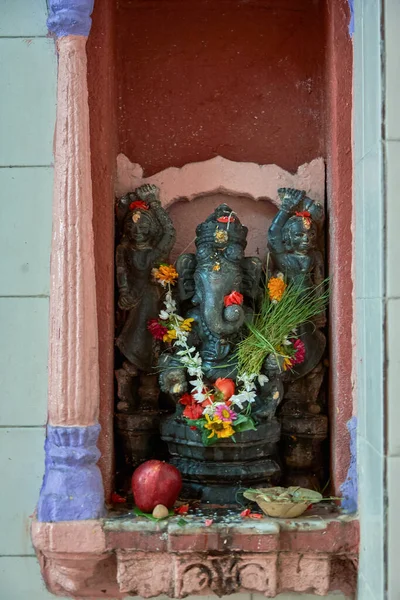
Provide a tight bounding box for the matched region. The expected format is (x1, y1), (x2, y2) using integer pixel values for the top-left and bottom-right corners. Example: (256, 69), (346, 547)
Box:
(132, 459), (182, 513)
(152, 504), (169, 519)
(215, 378), (235, 401)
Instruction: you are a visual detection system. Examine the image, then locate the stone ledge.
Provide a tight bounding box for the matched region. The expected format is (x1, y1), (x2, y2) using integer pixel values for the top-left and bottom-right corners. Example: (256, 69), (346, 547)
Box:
(32, 511), (358, 598)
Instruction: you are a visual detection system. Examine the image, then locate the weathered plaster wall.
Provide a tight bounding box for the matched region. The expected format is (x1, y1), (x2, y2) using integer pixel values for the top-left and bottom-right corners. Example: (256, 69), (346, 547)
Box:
(116, 0), (326, 177)
(89, 0), (355, 502)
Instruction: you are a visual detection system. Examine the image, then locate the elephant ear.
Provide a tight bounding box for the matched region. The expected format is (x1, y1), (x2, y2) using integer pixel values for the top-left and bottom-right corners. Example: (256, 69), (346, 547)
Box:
(241, 257), (262, 300)
(176, 253), (197, 301)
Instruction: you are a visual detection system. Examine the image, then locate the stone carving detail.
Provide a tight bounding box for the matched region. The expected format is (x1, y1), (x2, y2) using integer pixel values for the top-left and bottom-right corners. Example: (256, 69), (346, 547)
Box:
(32, 516), (359, 598)
(176, 554), (278, 597)
(42, 552), (115, 597)
(114, 184), (176, 492)
(159, 204), (283, 503)
(268, 188), (328, 488)
(117, 551), (277, 597)
(117, 551), (174, 597)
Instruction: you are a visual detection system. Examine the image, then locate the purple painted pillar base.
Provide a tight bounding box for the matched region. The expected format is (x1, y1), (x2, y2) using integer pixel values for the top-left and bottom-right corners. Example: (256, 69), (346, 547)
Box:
(340, 416), (358, 513)
(37, 424), (106, 522)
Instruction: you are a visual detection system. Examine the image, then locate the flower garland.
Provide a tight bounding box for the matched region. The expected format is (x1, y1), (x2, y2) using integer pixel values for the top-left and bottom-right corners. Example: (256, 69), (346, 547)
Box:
(147, 264), (263, 445)
(147, 264), (317, 446)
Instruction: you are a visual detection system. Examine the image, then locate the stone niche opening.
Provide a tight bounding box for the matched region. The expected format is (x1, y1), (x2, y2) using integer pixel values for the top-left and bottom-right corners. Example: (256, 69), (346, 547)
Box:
(113, 154), (329, 503)
(32, 0), (358, 598)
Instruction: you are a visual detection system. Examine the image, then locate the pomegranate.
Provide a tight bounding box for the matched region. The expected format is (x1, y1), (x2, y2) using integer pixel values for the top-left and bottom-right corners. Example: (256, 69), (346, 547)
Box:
(132, 460), (182, 513)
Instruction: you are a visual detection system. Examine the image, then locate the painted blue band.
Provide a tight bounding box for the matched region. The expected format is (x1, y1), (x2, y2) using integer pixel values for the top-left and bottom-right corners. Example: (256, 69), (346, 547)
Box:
(47, 0), (94, 38)
(37, 424), (105, 522)
(340, 416), (358, 513)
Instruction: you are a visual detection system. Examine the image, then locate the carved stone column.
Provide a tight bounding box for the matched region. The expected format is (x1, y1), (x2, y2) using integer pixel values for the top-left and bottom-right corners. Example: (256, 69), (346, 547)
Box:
(37, 0), (105, 521)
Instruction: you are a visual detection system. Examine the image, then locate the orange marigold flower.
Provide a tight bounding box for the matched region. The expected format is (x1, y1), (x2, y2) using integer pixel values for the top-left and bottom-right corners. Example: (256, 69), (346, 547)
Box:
(268, 277), (287, 302)
(283, 356), (293, 371)
(153, 264), (178, 285)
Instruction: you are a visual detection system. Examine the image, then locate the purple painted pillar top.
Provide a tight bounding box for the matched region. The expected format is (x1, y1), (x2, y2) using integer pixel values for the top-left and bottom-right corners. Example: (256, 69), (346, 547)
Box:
(47, 0), (95, 38)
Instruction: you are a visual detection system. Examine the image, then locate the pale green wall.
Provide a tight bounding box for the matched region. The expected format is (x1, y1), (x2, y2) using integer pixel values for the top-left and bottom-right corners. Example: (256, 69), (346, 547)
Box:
(0, 0), (63, 598)
(0, 1), (351, 599)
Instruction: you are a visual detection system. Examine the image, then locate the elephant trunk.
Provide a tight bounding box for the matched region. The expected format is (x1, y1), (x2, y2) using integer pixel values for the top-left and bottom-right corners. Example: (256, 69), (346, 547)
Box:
(203, 296), (244, 337)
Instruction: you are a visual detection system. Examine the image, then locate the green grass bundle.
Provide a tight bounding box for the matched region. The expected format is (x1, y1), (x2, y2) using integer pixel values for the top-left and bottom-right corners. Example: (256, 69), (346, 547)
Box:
(237, 276), (330, 378)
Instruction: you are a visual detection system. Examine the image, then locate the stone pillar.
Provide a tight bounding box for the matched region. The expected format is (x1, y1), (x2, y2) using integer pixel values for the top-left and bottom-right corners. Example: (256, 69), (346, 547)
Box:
(37, 0), (105, 521)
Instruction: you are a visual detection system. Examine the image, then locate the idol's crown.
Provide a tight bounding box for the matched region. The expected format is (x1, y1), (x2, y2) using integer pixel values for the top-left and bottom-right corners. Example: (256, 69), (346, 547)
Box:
(195, 204), (248, 248)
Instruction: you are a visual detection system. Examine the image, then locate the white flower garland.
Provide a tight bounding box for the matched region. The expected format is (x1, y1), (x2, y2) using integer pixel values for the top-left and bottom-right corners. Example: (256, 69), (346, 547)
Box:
(159, 282), (268, 417)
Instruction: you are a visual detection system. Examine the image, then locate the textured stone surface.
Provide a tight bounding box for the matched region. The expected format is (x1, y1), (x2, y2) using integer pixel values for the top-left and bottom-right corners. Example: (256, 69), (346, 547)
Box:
(47, 35), (100, 428)
(32, 514), (358, 598)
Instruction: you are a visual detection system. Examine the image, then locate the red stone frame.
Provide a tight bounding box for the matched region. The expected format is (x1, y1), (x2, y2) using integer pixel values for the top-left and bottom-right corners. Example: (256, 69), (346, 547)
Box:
(32, 0), (357, 597)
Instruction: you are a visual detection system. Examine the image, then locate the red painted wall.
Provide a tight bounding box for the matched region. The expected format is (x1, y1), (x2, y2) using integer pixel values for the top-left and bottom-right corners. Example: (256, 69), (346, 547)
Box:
(117, 0), (326, 175)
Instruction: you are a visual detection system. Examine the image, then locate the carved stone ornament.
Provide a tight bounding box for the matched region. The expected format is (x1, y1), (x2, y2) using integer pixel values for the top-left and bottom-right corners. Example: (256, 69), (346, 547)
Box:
(32, 517), (358, 598)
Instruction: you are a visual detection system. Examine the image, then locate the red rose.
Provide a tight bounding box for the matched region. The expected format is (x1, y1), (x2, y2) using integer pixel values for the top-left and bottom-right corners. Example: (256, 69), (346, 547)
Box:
(183, 404), (203, 420)
(215, 378), (235, 401)
(129, 200), (149, 211)
(147, 319), (168, 340)
(224, 291), (244, 307)
(179, 393), (195, 406)
(190, 426), (197, 431)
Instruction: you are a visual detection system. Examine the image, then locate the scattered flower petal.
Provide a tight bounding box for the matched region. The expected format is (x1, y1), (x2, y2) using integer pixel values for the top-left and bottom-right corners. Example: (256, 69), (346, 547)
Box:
(111, 492), (127, 504)
(175, 504), (189, 515)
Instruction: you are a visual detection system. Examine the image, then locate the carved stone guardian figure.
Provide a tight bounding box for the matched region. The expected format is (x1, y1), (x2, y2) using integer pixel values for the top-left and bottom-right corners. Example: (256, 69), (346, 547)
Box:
(268, 188), (328, 488)
(114, 184), (176, 491)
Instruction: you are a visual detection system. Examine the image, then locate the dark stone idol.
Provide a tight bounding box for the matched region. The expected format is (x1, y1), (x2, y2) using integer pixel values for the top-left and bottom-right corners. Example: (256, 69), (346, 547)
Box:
(268, 188), (328, 489)
(159, 205), (282, 504)
(114, 184), (176, 493)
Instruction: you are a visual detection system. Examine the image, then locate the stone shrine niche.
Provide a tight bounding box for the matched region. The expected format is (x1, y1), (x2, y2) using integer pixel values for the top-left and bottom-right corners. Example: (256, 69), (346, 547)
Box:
(114, 155), (328, 502)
